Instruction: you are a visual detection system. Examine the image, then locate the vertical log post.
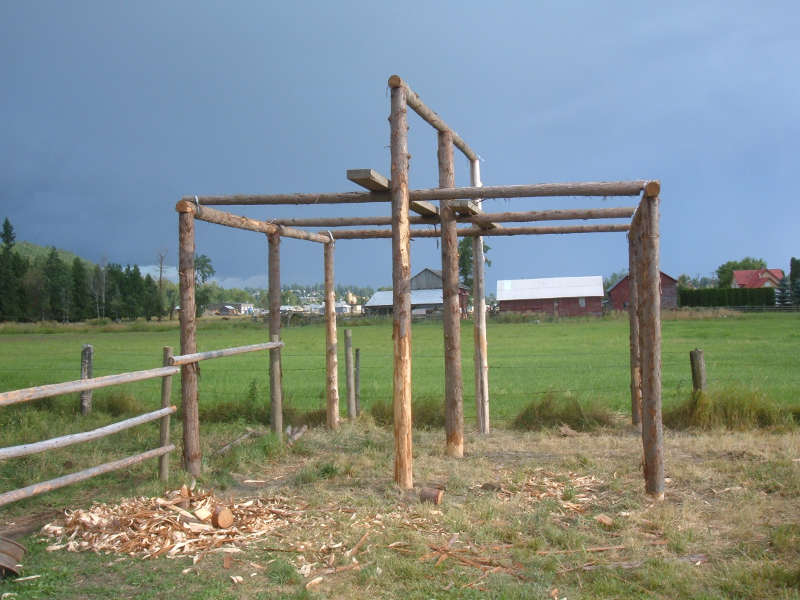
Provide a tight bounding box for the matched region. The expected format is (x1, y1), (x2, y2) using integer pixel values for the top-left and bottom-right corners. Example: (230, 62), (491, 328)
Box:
(324, 239), (340, 430)
(354, 348), (361, 416)
(344, 329), (356, 420)
(438, 130), (464, 458)
(79, 344), (94, 415)
(637, 182), (663, 499)
(689, 348), (706, 393)
(159, 346), (173, 482)
(471, 159), (490, 434)
(268, 232), (283, 437)
(627, 229), (642, 427)
(176, 200), (201, 477)
(388, 75), (413, 489)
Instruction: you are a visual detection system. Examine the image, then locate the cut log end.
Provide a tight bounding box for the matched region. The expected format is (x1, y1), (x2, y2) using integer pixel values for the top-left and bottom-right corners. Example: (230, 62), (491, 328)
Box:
(175, 199), (196, 214)
(419, 487), (444, 505)
(212, 506), (234, 529)
(644, 180), (660, 198)
(388, 74), (403, 88)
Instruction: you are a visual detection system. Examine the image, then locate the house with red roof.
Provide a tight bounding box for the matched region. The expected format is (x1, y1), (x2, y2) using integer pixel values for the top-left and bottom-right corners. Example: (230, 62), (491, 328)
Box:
(732, 269), (784, 289)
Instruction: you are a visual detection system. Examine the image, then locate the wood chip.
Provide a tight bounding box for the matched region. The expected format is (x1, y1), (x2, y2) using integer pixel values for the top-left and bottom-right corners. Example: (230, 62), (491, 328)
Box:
(305, 576), (323, 589)
(594, 514), (614, 528)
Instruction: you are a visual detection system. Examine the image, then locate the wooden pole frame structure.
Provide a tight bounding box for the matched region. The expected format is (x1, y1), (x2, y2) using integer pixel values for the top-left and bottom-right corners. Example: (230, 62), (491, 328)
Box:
(174, 75), (663, 498)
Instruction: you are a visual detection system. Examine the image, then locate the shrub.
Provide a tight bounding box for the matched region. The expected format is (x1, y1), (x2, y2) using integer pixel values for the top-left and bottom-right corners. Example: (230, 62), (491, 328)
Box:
(94, 391), (145, 416)
(511, 392), (613, 431)
(664, 388), (794, 430)
(368, 396), (445, 429)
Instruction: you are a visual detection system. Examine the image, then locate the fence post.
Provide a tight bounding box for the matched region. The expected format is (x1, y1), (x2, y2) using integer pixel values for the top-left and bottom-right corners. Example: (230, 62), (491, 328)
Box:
(159, 346), (173, 482)
(689, 348), (706, 393)
(354, 348), (361, 416)
(79, 344), (94, 415)
(344, 329), (356, 420)
(270, 334), (282, 437)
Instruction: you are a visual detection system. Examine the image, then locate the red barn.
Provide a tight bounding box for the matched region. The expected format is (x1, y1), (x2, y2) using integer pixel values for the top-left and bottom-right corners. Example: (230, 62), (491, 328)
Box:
(496, 276), (604, 317)
(607, 271), (678, 311)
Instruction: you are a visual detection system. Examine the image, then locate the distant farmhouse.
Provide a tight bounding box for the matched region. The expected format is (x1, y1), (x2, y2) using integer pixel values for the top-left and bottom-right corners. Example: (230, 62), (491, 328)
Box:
(732, 268), (784, 288)
(205, 302), (254, 316)
(607, 272), (678, 311)
(365, 268), (468, 316)
(496, 276), (603, 317)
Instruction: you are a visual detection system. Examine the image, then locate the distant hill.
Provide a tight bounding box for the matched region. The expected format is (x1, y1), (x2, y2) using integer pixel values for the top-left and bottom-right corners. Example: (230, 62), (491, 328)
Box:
(14, 241), (94, 267)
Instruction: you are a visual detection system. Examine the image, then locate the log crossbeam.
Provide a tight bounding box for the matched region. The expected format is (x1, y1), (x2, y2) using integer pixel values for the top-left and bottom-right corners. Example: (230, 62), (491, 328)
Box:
(189, 180), (655, 206)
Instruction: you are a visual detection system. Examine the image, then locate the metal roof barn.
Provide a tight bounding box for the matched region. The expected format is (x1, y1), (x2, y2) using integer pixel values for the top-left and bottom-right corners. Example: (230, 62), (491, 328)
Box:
(496, 276), (603, 301)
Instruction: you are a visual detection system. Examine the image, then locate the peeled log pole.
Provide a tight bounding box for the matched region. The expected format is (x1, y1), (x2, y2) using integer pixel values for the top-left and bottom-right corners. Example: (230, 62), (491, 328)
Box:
(439, 131), (464, 458)
(0, 366), (180, 408)
(628, 231), (642, 427)
(324, 240), (340, 430)
(0, 406), (176, 461)
(160, 346), (174, 482)
(193, 205), (328, 243)
(637, 194), (664, 499)
(268, 233), (283, 436)
(170, 342), (283, 365)
(177, 201), (201, 477)
(329, 224), (629, 240)
(390, 84), (413, 489)
(690, 349), (706, 392)
(268, 206), (636, 228)
(0, 445), (175, 508)
(191, 180), (653, 206)
(344, 329), (356, 420)
(79, 344), (93, 415)
(388, 74), (478, 162)
(471, 160), (490, 434)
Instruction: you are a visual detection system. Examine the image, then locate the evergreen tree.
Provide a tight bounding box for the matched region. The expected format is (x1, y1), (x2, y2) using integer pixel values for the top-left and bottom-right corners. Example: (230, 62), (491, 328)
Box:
(1, 218), (15, 251)
(71, 257), (91, 321)
(776, 276), (792, 307)
(43, 248), (70, 321)
(790, 257), (799, 285)
(793, 279), (800, 306)
(142, 274), (162, 320)
(457, 237), (491, 292)
(123, 264), (145, 319)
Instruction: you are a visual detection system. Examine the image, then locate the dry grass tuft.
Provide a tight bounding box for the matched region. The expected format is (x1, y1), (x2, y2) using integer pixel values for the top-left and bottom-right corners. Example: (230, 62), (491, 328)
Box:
(512, 392), (614, 431)
(664, 388), (795, 431)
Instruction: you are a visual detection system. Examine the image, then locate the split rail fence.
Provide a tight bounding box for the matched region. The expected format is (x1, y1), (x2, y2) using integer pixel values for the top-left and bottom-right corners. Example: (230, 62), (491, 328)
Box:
(0, 341), (282, 508)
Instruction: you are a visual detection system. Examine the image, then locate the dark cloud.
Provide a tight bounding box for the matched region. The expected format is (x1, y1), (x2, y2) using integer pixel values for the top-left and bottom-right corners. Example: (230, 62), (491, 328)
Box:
(2, 1), (798, 290)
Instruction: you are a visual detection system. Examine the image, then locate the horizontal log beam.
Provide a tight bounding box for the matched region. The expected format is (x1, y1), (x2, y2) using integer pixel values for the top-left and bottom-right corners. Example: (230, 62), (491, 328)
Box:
(0, 445), (175, 508)
(190, 180), (653, 206)
(331, 223), (629, 239)
(0, 406), (177, 461)
(0, 366), (180, 408)
(170, 341), (284, 366)
(190, 204), (329, 243)
(388, 75), (478, 161)
(267, 206), (635, 228)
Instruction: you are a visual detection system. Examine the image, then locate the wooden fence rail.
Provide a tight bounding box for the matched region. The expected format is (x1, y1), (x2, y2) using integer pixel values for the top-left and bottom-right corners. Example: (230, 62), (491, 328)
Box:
(0, 366), (180, 408)
(0, 356), (180, 508)
(0, 406), (177, 461)
(170, 341), (283, 366)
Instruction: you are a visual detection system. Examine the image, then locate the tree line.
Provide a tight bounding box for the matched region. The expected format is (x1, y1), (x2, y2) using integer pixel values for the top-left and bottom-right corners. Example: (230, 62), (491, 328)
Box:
(0, 218), (170, 322)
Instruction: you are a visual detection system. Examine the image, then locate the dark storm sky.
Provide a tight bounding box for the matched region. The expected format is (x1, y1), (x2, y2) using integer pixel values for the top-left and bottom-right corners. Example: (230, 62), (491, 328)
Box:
(2, 2), (798, 291)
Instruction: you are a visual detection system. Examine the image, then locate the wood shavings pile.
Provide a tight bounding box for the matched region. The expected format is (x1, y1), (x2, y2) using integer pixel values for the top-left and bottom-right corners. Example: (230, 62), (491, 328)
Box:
(39, 487), (310, 562)
(486, 469), (604, 513)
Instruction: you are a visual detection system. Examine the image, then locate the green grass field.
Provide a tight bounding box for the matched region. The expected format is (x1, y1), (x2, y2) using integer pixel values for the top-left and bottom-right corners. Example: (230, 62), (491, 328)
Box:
(1, 311), (798, 425)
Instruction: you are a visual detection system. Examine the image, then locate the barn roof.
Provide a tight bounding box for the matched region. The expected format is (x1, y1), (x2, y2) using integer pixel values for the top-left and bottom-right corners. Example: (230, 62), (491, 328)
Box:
(732, 269), (784, 288)
(365, 289), (444, 307)
(496, 276), (603, 301)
